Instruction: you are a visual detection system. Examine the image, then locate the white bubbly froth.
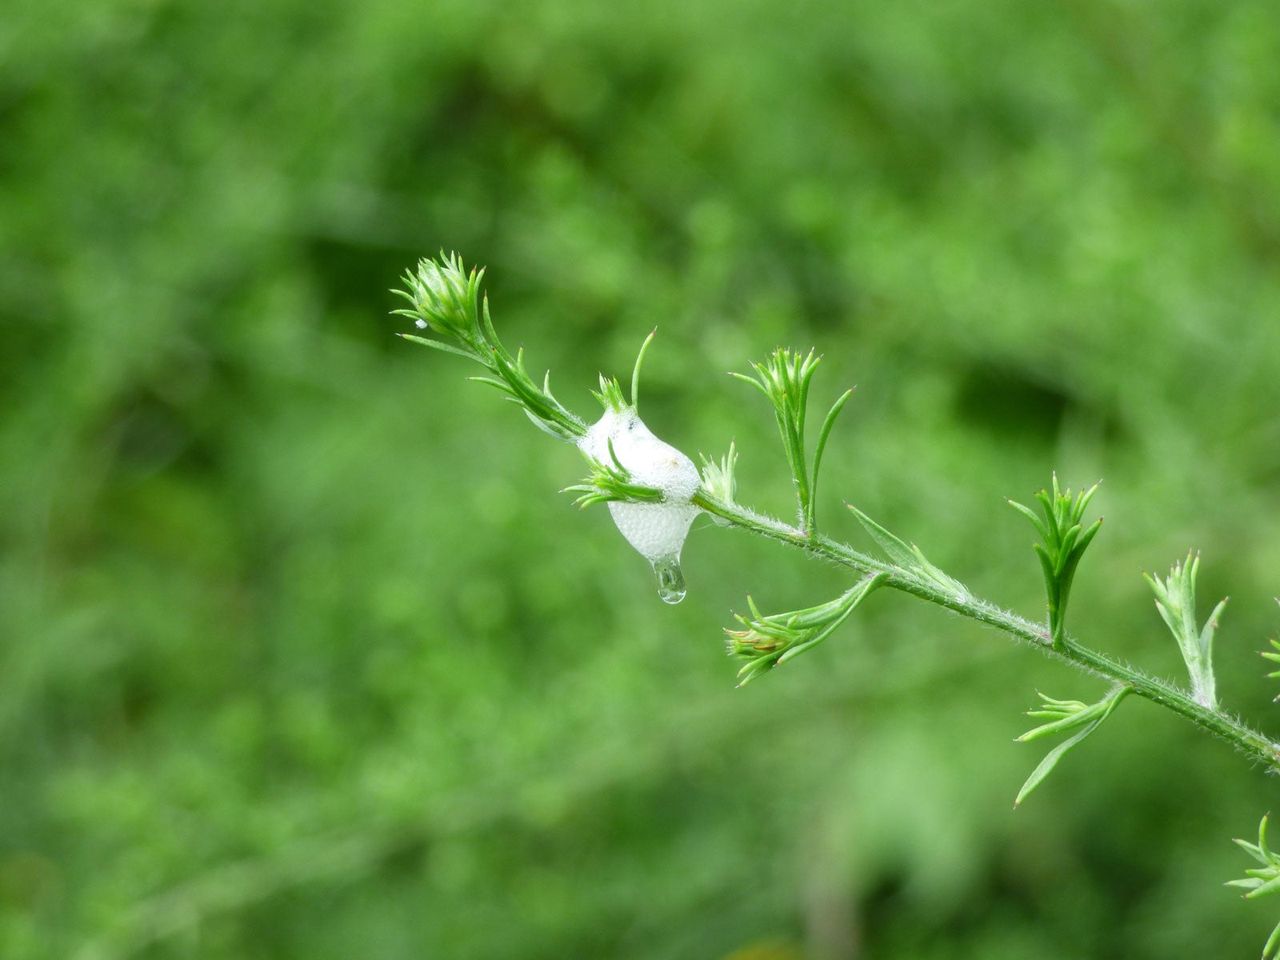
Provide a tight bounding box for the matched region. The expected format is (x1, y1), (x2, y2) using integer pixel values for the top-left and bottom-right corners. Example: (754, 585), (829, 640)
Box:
(578, 408), (701, 561)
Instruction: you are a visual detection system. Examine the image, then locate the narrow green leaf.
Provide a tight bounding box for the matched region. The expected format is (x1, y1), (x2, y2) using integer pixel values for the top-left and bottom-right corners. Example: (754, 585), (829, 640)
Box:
(728, 371), (770, 395)
(467, 375), (513, 393)
(629, 329), (657, 409)
(1007, 498), (1050, 543)
(1032, 543), (1057, 602)
(807, 387), (854, 532)
(1230, 837), (1266, 864)
(1264, 918), (1280, 960)
(1227, 877), (1264, 890)
(1016, 721), (1095, 806)
(1249, 873), (1280, 900)
(395, 333), (480, 361)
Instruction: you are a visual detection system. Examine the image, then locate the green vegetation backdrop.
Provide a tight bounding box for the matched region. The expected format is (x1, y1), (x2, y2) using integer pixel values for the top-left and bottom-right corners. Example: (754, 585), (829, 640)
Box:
(4, 1), (1280, 957)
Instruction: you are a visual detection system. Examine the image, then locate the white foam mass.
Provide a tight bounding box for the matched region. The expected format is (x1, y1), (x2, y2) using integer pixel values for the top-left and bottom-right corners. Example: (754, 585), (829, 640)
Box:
(578, 407), (701, 563)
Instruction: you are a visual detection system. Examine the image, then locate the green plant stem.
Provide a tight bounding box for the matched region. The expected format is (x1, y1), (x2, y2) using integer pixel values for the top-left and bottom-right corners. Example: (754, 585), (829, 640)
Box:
(691, 490), (1280, 773)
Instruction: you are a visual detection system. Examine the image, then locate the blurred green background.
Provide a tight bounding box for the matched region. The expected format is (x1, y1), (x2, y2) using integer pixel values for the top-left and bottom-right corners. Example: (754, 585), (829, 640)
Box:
(4, 1), (1280, 957)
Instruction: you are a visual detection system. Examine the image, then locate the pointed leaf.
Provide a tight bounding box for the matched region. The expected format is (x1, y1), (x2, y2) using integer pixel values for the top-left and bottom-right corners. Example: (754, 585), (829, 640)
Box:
(1016, 720), (1097, 806)
(847, 505), (968, 597)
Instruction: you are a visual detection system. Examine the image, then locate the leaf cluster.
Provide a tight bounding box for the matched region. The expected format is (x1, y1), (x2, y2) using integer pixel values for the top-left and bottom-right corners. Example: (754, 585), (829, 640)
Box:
(1145, 552), (1226, 710)
(1009, 475), (1102, 648)
(1263, 635), (1280, 701)
(698, 442), (738, 521)
(725, 573), (886, 685)
(1229, 815), (1280, 958)
(731, 348), (852, 533)
(394, 254), (585, 441)
(1014, 686), (1129, 806)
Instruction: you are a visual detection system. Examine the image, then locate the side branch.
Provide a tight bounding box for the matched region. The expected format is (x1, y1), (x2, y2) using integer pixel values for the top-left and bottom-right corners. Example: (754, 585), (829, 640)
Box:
(692, 490), (1280, 774)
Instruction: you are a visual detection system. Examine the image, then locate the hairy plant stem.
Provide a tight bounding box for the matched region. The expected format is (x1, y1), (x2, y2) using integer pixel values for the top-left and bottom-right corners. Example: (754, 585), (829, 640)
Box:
(692, 490), (1280, 773)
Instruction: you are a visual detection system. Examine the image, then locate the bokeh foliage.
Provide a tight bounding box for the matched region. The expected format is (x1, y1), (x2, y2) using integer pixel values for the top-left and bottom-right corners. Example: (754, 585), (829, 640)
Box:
(3, 1), (1280, 957)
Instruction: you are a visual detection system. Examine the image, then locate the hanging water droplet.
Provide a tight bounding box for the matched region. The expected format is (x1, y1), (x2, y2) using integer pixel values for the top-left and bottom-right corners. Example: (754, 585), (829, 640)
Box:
(651, 554), (687, 604)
